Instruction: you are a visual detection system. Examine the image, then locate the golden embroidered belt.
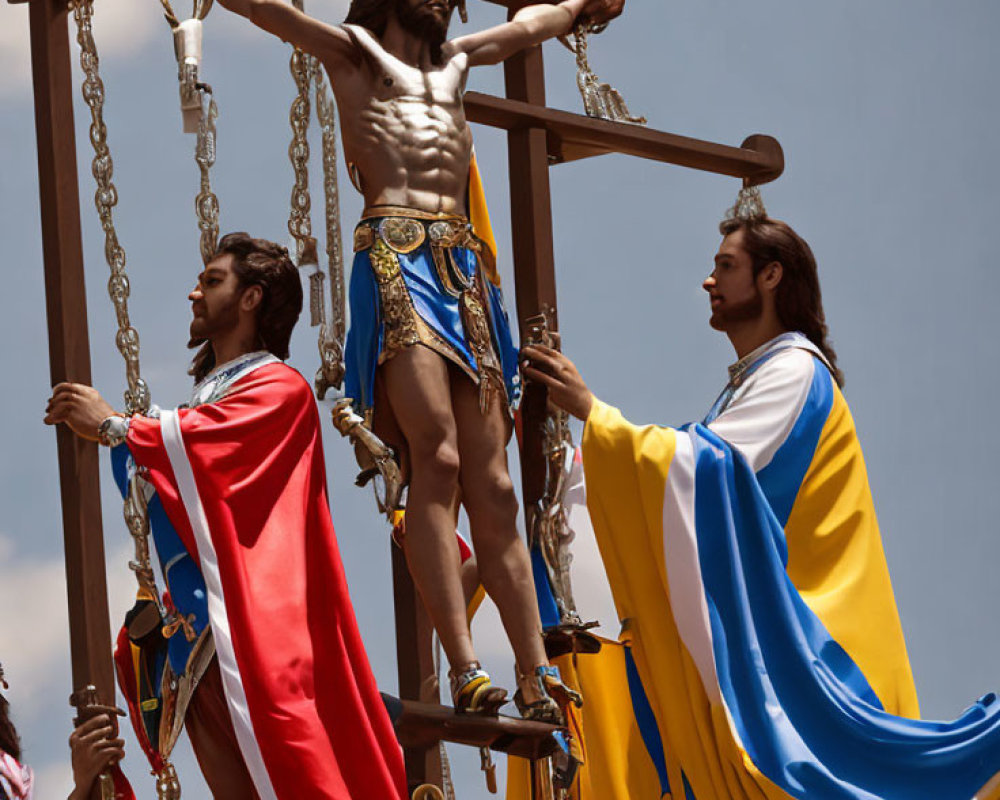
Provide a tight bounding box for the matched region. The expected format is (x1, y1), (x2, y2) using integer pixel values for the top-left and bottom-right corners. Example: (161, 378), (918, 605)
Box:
(354, 206), (478, 255)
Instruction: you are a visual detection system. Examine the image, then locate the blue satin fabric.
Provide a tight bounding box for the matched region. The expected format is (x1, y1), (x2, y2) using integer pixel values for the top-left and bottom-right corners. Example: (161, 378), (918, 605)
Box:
(111, 444), (209, 675)
(344, 232), (521, 415)
(684, 420), (1000, 798)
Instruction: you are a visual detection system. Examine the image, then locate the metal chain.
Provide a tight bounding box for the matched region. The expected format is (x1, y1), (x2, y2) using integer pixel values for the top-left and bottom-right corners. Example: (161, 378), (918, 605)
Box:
(159, 0), (213, 28)
(194, 86), (221, 263)
(69, 10), (166, 797)
(562, 25), (646, 125)
(70, 12), (184, 800)
(285, 2), (347, 396)
(287, 40), (318, 266)
(71, 0), (150, 416)
(313, 64), (347, 396)
(71, 0), (159, 611)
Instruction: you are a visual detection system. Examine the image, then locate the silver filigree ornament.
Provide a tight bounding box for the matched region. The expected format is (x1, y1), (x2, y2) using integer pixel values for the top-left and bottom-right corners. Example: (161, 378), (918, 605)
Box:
(725, 183), (768, 223)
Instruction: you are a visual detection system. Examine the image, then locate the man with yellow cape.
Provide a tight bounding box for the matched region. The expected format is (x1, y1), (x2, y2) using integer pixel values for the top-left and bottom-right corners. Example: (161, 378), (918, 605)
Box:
(518, 208), (1000, 800)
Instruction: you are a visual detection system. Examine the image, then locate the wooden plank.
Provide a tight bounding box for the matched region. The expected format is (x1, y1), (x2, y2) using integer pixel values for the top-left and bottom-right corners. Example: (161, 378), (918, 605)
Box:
(393, 700), (562, 761)
(504, 42), (556, 515)
(28, 0), (115, 794)
(392, 544), (444, 792)
(465, 91), (785, 183)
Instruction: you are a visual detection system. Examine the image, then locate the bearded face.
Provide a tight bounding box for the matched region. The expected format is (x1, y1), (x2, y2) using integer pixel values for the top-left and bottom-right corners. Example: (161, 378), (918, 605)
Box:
(187, 254), (244, 349)
(395, 0), (453, 48)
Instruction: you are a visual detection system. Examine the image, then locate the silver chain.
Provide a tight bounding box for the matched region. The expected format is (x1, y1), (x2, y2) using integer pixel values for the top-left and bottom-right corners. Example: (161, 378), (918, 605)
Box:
(562, 25), (646, 126)
(287, 36), (318, 267)
(71, 0), (150, 416)
(159, 0), (213, 27)
(285, 1), (347, 396)
(71, 7), (184, 797)
(71, 0), (157, 600)
(313, 63), (347, 395)
(194, 86), (221, 263)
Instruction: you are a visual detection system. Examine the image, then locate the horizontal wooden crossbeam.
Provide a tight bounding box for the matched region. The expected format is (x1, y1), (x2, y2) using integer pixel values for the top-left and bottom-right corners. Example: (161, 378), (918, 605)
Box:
(464, 91), (784, 183)
(391, 698), (563, 761)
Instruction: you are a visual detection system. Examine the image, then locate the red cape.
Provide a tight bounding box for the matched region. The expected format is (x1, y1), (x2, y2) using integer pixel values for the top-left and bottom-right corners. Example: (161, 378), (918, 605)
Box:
(127, 362), (406, 799)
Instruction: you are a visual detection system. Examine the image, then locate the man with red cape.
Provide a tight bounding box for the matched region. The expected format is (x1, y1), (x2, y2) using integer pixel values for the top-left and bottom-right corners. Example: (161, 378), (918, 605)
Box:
(45, 233), (407, 799)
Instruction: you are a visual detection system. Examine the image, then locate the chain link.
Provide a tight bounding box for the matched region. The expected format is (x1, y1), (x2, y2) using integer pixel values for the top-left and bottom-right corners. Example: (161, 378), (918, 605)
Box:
(68, 11), (164, 788)
(71, 0), (159, 611)
(287, 43), (318, 266)
(563, 26), (646, 125)
(313, 64), (347, 395)
(72, 0), (151, 417)
(194, 87), (221, 263)
(159, 0), (213, 28)
(285, 4), (347, 396)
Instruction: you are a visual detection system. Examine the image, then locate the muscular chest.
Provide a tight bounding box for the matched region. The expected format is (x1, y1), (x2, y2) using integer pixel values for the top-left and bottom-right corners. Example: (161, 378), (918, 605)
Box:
(358, 59), (470, 150)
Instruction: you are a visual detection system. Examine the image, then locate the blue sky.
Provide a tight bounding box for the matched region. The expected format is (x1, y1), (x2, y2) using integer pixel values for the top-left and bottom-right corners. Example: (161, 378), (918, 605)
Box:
(1, 0), (999, 796)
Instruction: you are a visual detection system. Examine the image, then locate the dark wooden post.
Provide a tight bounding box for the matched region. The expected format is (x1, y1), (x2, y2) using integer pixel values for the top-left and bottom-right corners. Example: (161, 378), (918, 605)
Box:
(24, 0), (116, 764)
(503, 35), (558, 516)
(392, 545), (445, 792)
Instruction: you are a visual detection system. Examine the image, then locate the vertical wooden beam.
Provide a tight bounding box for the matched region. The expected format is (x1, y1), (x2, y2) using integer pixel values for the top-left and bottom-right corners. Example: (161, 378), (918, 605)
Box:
(28, 0), (115, 731)
(392, 544), (444, 792)
(504, 38), (557, 514)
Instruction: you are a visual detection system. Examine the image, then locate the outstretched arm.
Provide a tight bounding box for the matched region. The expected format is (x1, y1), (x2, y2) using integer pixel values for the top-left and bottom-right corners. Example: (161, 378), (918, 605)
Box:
(215, 0), (356, 66)
(449, 0), (623, 67)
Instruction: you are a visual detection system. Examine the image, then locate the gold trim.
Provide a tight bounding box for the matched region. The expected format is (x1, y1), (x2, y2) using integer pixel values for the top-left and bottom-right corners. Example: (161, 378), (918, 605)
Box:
(357, 216), (509, 415)
(378, 217), (426, 254)
(353, 225), (375, 252)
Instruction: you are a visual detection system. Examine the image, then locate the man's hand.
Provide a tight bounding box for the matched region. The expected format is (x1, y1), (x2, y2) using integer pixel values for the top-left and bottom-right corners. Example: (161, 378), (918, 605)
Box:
(44, 383), (117, 442)
(520, 344), (595, 421)
(68, 715), (125, 800)
(580, 0), (625, 26)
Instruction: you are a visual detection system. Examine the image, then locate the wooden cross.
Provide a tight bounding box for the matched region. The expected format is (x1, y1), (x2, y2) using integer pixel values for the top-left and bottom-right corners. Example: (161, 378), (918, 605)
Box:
(16, 0), (783, 796)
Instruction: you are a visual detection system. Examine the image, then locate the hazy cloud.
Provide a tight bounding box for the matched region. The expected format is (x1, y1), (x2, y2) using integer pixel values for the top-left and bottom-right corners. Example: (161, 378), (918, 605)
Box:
(0, 537), (139, 702)
(0, 0), (351, 99)
(0, 0), (160, 99)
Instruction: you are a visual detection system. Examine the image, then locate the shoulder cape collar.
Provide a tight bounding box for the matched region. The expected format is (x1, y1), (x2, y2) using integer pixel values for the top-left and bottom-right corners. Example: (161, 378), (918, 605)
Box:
(190, 351), (280, 407)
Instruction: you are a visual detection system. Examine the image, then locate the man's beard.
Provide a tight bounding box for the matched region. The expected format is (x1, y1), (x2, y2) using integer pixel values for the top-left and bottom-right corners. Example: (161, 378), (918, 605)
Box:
(709, 290), (763, 331)
(396, 1), (450, 49)
(187, 300), (240, 350)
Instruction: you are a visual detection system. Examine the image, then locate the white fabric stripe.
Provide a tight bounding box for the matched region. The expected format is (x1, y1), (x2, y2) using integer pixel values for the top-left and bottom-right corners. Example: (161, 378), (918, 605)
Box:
(709, 349), (816, 472)
(160, 410), (279, 800)
(661, 431), (721, 704)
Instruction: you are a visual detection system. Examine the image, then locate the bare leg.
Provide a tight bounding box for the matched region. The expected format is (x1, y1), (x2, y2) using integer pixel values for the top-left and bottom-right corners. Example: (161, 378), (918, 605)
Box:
(451, 373), (549, 703)
(185, 658), (260, 800)
(380, 346), (477, 672)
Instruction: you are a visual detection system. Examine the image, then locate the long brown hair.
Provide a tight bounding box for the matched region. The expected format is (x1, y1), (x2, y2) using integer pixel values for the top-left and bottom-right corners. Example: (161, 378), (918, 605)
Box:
(345, 0), (456, 65)
(344, 0), (394, 38)
(719, 216), (844, 386)
(189, 233), (303, 383)
(0, 693), (21, 761)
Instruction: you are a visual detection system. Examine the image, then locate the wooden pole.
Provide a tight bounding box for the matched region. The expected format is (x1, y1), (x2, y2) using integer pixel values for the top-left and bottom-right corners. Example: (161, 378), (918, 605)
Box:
(25, 0), (115, 758)
(503, 34), (558, 519)
(392, 544), (444, 792)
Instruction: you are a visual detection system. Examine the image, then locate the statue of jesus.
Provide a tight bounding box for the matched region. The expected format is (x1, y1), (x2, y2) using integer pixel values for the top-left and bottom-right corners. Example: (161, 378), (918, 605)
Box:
(214, 0), (623, 721)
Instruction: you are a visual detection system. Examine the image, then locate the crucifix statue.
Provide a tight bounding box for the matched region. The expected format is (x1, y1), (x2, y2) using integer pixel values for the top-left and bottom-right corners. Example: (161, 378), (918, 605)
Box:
(212, 0), (625, 727)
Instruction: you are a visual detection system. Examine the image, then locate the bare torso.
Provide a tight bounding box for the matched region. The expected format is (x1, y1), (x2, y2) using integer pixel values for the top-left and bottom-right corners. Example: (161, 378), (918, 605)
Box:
(327, 25), (473, 216)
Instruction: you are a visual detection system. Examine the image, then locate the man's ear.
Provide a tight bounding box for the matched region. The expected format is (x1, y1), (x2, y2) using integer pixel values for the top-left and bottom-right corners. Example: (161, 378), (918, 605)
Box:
(241, 285), (263, 313)
(759, 260), (783, 292)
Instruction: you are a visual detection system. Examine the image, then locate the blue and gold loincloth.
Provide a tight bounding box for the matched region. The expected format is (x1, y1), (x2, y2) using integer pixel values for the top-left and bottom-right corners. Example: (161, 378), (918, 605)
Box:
(344, 206), (520, 416)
